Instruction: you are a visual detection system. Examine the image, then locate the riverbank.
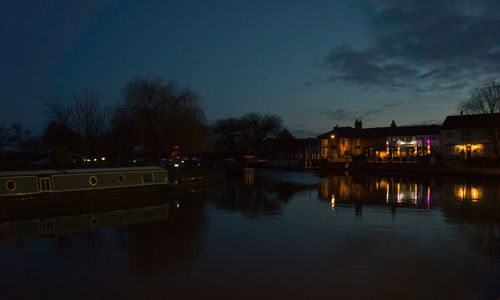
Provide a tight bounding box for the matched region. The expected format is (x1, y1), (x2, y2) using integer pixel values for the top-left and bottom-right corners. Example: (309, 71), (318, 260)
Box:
(345, 162), (500, 178)
(258, 159), (500, 178)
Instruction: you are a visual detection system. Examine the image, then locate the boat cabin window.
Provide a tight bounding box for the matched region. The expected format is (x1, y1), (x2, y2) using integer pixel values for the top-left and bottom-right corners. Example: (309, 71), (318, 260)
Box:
(89, 176), (98, 186)
(6, 180), (16, 192)
(118, 174), (126, 184)
(142, 173), (153, 183)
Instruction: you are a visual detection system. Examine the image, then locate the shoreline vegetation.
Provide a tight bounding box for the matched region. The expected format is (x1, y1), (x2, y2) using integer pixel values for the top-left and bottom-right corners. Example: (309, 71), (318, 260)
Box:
(1, 159), (499, 179)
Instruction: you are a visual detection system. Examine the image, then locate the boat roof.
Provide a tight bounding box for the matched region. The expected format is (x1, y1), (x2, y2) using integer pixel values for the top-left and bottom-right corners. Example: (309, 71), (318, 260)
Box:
(0, 166), (165, 177)
(0, 169), (63, 177)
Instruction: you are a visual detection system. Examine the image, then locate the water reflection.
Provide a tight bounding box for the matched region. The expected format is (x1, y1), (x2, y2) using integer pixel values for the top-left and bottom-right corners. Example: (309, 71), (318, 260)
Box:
(0, 204), (169, 243)
(206, 169), (317, 218)
(318, 173), (500, 215)
(0, 171), (499, 299)
(318, 173), (500, 260)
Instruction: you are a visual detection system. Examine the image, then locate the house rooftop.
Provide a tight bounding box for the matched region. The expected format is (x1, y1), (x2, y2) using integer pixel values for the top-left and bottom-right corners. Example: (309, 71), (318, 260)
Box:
(318, 124), (441, 138)
(442, 113), (500, 130)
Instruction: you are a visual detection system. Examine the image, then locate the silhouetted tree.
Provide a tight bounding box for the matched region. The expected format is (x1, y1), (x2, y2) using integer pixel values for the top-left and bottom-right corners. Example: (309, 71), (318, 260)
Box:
(239, 112), (282, 155)
(42, 101), (82, 154)
(213, 118), (241, 156)
(107, 106), (136, 160)
(7, 123), (39, 152)
(72, 89), (108, 156)
(275, 128), (295, 154)
(458, 79), (500, 154)
(0, 123), (10, 152)
(118, 75), (206, 161)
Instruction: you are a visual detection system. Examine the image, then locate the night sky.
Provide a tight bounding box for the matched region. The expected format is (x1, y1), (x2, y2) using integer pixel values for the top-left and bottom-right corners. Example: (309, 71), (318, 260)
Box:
(2, 0), (500, 136)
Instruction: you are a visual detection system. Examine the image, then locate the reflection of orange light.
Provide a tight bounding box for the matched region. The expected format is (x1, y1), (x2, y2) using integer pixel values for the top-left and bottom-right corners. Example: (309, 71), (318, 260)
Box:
(386, 185), (389, 203)
(414, 183), (418, 205)
(397, 183), (401, 203)
(471, 186), (482, 202)
(456, 185), (465, 200)
(331, 195), (335, 211)
(245, 170), (254, 185)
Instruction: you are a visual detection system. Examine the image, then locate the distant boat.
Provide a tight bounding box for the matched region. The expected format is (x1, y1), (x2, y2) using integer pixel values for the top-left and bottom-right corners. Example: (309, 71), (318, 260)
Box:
(0, 166), (168, 198)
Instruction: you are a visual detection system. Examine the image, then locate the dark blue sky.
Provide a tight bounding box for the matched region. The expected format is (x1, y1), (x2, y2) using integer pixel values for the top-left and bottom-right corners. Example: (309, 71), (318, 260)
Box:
(2, 0), (500, 136)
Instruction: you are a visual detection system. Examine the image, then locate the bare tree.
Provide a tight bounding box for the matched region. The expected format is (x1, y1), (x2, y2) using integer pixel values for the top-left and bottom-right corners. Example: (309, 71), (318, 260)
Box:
(458, 79), (500, 155)
(213, 118), (242, 155)
(0, 123), (10, 152)
(120, 75), (206, 161)
(239, 112), (283, 155)
(72, 89), (108, 156)
(42, 101), (82, 153)
(459, 79), (500, 114)
(46, 101), (73, 126)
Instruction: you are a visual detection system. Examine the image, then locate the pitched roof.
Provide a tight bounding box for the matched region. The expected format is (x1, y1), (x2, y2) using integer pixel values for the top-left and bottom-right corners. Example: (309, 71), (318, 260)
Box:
(388, 125), (441, 136)
(317, 126), (356, 139)
(442, 113), (500, 130)
(317, 125), (441, 138)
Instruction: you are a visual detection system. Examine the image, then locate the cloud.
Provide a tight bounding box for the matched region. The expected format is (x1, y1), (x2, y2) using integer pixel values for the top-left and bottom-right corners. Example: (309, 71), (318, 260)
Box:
(302, 81), (313, 87)
(319, 109), (352, 121)
(319, 0), (500, 92)
(406, 119), (443, 126)
(320, 100), (412, 123)
(361, 108), (382, 117)
(291, 128), (320, 138)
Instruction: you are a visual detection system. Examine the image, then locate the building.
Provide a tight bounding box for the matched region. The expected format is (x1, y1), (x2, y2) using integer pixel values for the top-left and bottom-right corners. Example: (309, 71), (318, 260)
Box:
(386, 122), (441, 159)
(441, 113), (500, 159)
(318, 120), (441, 161)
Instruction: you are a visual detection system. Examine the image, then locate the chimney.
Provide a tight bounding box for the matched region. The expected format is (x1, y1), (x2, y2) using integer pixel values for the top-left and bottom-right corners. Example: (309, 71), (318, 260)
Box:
(390, 120), (396, 128)
(355, 119), (362, 130)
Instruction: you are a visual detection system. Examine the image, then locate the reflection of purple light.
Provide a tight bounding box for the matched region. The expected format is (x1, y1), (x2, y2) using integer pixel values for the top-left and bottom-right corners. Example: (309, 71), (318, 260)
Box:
(386, 141), (389, 145)
(427, 139), (430, 144)
(427, 190), (430, 210)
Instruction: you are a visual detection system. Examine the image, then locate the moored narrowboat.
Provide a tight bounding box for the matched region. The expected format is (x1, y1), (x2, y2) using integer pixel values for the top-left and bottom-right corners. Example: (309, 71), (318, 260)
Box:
(0, 166), (168, 198)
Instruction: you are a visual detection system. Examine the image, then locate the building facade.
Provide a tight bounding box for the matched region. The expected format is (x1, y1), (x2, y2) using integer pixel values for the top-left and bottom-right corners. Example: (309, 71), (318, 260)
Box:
(318, 120), (441, 161)
(441, 113), (500, 159)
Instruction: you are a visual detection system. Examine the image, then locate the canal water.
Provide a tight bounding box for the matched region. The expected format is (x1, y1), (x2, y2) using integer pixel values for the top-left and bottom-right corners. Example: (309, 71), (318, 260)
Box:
(0, 169), (499, 299)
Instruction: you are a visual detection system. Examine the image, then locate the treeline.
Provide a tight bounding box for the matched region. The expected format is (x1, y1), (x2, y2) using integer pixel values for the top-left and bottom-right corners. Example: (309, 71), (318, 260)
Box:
(0, 122), (45, 155)
(1, 74), (299, 166)
(212, 113), (300, 159)
(43, 75), (207, 164)
(0, 75), (207, 166)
